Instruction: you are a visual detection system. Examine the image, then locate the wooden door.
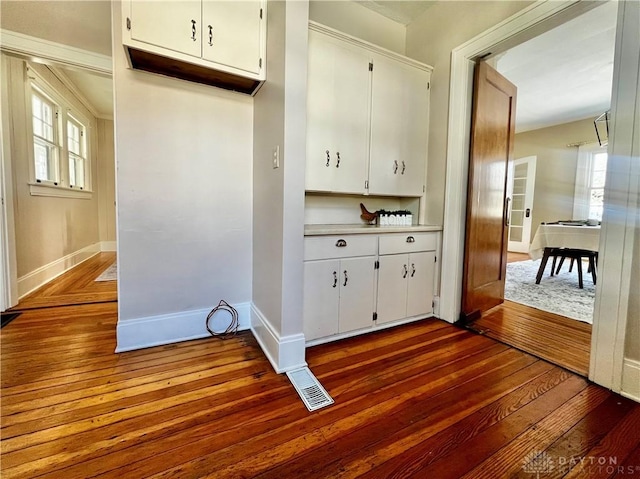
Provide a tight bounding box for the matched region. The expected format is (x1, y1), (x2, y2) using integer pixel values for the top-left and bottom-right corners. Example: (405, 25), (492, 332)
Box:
(303, 260), (339, 341)
(130, 1), (202, 58)
(202, 1), (262, 74)
(369, 54), (429, 196)
(508, 156), (537, 253)
(338, 256), (375, 333)
(306, 31), (371, 194)
(461, 61), (517, 321)
(406, 251), (435, 318)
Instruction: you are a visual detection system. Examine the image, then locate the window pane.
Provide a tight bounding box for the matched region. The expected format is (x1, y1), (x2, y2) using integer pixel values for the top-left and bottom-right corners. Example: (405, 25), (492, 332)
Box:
(32, 95), (42, 119)
(33, 117), (43, 137)
(593, 153), (607, 172)
(34, 139), (57, 182)
(68, 121), (81, 155)
(69, 154), (85, 188)
(589, 188), (605, 221)
(592, 170), (606, 188)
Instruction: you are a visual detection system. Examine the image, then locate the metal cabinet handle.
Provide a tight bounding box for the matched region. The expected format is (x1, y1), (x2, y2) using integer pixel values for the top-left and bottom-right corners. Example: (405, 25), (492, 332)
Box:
(191, 20), (197, 41)
(332, 271), (337, 288)
(336, 239), (347, 247)
(393, 160), (398, 174)
(208, 25), (213, 46)
(406, 236), (415, 243)
(343, 270), (348, 287)
(401, 161), (406, 174)
(505, 197), (511, 227)
(336, 152), (340, 168)
(326, 150), (330, 167)
(402, 264), (408, 278)
(411, 263), (416, 277)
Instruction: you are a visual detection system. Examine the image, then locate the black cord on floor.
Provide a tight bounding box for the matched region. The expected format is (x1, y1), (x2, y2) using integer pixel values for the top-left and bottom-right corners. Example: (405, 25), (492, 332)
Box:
(205, 300), (239, 339)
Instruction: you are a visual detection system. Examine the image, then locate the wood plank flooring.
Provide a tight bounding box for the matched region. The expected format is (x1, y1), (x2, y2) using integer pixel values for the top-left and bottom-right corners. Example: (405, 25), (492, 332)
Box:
(468, 300), (591, 377)
(14, 252), (117, 310)
(2, 304), (638, 478)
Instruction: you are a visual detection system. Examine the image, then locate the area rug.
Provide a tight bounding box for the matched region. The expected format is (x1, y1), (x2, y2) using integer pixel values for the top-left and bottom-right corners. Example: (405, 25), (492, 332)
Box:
(505, 259), (595, 323)
(95, 262), (117, 282)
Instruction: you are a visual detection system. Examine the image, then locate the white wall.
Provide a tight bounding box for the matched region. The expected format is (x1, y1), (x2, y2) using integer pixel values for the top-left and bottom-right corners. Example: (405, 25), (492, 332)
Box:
(252, 0), (308, 372)
(112, 2), (253, 340)
(309, 0), (406, 54)
(405, 1), (534, 225)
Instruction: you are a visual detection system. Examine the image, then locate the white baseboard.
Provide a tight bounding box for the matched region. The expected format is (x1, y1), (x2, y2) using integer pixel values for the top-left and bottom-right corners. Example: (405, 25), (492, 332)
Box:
(621, 358), (640, 403)
(115, 302), (251, 352)
(100, 241), (117, 252)
(18, 243), (102, 298)
(250, 304), (307, 374)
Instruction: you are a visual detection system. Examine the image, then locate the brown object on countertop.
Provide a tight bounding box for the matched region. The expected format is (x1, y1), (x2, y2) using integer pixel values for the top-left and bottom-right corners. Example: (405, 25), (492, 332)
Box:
(360, 203), (378, 223)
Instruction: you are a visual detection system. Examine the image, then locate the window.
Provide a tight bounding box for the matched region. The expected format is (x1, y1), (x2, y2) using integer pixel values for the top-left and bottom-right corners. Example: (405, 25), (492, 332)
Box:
(67, 115), (86, 189)
(27, 64), (92, 198)
(573, 143), (608, 221)
(31, 89), (60, 184)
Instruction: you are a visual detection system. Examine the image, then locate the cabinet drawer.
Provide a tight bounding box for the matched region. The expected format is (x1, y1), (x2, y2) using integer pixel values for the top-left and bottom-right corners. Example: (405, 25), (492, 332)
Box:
(379, 232), (437, 255)
(304, 235), (378, 261)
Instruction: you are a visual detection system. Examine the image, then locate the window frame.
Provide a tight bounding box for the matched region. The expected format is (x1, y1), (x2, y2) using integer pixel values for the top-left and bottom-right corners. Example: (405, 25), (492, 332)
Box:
(573, 142), (608, 221)
(25, 64), (93, 199)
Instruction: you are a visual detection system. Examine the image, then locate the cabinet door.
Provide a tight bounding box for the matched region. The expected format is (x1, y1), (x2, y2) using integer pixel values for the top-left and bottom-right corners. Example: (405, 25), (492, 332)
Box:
(338, 256), (376, 334)
(202, 1), (263, 75)
(303, 260), (340, 341)
(406, 252), (435, 318)
(130, 1), (202, 58)
(376, 254), (408, 324)
(369, 55), (429, 196)
(306, 31), (371, 194)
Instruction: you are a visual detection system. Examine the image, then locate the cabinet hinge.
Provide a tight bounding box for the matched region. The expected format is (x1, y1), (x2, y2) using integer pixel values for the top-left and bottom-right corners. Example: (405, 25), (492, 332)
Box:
(427, 81), (430, 90)
(126, 17), (131, 31)
(369, 62), (373, 72)
(423, 185), (426, 193)
(260, 8), (263, 19)
(259, 58), (263, 69)
(365, 180), (369, 190)
(374, 260), (379, 270)
(432, 300), (435, 308)
(435, 256), (437, 263)
(373, 312), (378, 321)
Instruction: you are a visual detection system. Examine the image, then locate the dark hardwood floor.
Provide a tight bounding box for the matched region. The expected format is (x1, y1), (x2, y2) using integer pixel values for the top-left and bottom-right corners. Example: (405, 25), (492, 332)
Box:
(13, 252), (117, 310)
(1, 303), (638, 478)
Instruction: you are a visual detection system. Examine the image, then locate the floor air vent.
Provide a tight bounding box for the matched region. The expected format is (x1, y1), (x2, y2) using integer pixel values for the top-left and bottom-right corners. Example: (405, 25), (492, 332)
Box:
(286, 367), (334, 411)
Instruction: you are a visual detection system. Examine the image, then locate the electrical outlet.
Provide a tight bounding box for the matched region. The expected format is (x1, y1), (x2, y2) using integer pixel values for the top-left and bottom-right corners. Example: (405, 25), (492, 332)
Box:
(272, 146), (280, 169)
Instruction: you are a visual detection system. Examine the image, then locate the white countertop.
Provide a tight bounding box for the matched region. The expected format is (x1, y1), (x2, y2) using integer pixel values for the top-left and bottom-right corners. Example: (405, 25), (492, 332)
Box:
(304, 224), (443, 236)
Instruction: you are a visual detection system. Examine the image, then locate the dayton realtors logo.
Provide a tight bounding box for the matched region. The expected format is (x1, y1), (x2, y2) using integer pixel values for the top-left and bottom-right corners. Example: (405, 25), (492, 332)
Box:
(522, 451), (640, 477)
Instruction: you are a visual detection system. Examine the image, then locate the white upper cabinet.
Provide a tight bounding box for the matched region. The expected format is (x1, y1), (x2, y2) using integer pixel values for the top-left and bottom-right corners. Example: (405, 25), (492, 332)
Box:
(305, 23), (432, 197)
(368, 54), (430, 197)
(130, 1), (202, 58)
(202, 1), (263, 75)
(306, 30), (371, 194)
(123, 0), (266, 94)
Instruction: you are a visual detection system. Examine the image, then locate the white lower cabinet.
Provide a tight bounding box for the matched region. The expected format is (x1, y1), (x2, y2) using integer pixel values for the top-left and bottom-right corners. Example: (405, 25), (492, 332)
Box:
(377, 251), (435, 324)
(303, 232), (438, 344)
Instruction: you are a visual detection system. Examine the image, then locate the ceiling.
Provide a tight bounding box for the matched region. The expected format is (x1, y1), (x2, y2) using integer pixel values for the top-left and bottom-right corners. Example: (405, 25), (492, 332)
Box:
(61, 68), (113, 119)
(357, 1), (436, 25)
(495, 1), (617, 132)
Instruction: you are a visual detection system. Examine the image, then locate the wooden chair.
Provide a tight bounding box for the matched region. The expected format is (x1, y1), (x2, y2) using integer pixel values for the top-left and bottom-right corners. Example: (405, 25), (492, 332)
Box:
(554, 249), (598, 288)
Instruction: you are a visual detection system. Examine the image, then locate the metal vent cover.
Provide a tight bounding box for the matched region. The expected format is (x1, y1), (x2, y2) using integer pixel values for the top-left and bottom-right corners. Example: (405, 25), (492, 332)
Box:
(286, 367), (334, 411)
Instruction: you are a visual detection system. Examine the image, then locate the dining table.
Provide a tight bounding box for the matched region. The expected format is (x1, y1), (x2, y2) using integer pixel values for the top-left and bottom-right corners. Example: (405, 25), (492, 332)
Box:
(529, 223), (601, 288)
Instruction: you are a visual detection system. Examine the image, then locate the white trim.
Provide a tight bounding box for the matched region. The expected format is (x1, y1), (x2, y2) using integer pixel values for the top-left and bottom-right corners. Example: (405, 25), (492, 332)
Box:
(250, 304), (307, 374)
(29, 182), (92, 199)
(440, 0), (595, 324)
(621, 359), (640, 403)
(17, 242), (101, 298)
(0, 29), (112, 75)
(309, 21), (432, 72)
(100, 241), (117, 252)
(115, 302), (251, 353)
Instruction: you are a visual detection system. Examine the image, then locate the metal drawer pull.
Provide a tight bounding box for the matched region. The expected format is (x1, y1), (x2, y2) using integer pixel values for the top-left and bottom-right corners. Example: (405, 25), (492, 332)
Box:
(332, 271), (337, 288)
(326, 150), (330, 167)
(208, 25), (213, 45)
(191, 20), (197, 41)
(343, 270), (348, 286)
(402, 264), (408, 278)
(406, 236), (415, 243)
(336, 152), (340, 168)
(336, 239), (347, 247)
(411, 263), (416, 277)
(401, 161), (406, 174)
(393, 160), (398, 174)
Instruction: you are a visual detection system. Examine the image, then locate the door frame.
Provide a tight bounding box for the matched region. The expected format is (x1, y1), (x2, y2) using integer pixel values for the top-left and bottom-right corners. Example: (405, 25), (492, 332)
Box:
(440, 0), (639, 395)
